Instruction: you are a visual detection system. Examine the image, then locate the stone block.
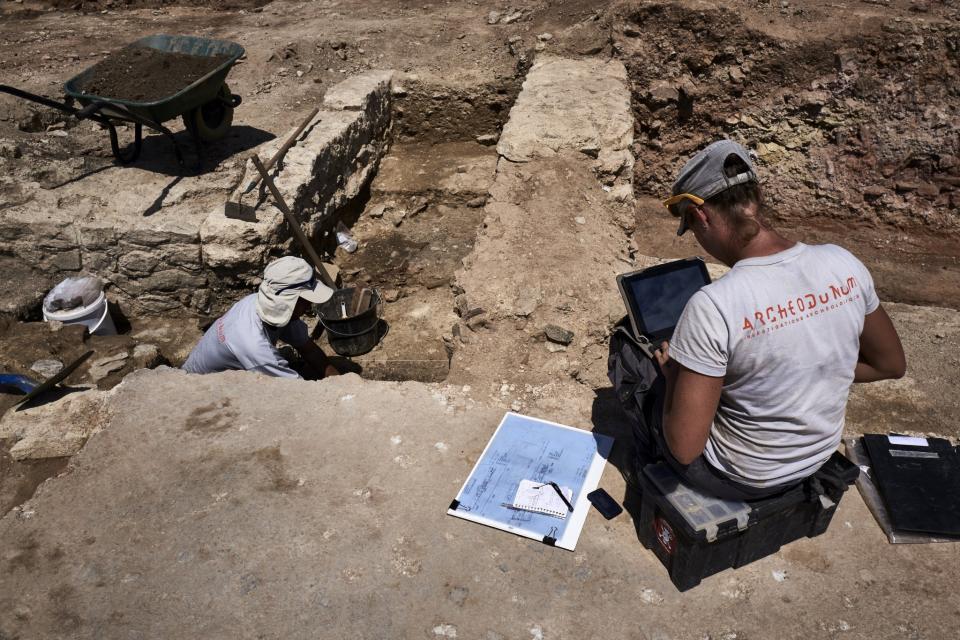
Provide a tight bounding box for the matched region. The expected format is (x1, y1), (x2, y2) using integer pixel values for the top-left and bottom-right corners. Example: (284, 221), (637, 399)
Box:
(497, 56), (633, 164)
(0, 389), (110, 460)
(118, 250), (160, 277)
(202, 70), (395, 277)
(0, 257), (52, 319)
(49, 250), (82, 271)
(322, 70), (394, 111)
(201, 205), (285, 269)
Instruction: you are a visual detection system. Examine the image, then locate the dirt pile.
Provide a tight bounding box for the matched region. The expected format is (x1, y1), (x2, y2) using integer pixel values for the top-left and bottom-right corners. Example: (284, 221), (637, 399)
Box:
(615, 1), (960, 231)
(75, 45), (230, 102)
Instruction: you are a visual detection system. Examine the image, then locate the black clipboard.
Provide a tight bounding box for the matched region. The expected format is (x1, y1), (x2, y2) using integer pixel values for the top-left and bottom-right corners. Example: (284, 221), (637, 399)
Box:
(862, 434), (960, 537)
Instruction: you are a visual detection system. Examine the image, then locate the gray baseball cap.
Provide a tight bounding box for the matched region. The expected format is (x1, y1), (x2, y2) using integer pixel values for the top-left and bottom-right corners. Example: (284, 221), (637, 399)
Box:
(665, 140), (757, 236)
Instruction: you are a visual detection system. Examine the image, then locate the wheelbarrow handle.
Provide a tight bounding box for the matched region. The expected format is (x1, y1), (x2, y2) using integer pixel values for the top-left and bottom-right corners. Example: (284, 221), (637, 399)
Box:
(75, 100), (142, 124)
(0, 84), (80, 117)
(76, 100), (108, 120)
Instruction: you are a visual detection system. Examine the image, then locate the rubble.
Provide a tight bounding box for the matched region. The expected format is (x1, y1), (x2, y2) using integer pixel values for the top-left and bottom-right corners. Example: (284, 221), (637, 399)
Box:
(544, 324), (574, 345)
(0, 388), (109, 460)
(201, 70), (395, 294)
(87, 352), (129, 383)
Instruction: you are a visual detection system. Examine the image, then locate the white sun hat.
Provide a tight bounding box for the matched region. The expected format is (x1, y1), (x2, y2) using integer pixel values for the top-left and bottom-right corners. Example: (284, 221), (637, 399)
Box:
(255, 256), (334, 327)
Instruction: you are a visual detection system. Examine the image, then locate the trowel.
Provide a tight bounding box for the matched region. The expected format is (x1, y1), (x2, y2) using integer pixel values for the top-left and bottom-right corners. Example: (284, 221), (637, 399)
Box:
(0, 350), (93, 410)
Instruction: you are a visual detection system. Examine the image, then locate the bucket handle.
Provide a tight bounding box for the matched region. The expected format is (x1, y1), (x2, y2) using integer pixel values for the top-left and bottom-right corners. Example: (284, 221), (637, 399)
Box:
(317, 289), (381, 337)
(317, 316), (380, 338)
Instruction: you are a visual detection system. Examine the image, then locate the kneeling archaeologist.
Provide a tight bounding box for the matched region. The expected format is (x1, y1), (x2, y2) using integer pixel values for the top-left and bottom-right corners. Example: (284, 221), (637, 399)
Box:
(183, 256), (341, 379)
(629, 140), (906, 500)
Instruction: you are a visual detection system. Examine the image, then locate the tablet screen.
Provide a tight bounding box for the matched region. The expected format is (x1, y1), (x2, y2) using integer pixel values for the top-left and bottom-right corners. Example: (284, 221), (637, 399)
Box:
(626, 262), (709, 337)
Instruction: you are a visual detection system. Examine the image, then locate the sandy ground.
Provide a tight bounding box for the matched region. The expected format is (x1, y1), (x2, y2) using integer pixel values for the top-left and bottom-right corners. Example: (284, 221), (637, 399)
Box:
(1, 0), (959, 636)
(1, 369), (959, 640)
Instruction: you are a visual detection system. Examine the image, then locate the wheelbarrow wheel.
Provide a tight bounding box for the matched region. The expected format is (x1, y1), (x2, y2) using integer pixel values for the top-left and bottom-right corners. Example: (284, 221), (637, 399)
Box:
(183, 83), (234, 142)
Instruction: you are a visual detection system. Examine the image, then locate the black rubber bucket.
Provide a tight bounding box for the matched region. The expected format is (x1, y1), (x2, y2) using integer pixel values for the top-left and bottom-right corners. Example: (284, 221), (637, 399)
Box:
(317, 287), (382, 357)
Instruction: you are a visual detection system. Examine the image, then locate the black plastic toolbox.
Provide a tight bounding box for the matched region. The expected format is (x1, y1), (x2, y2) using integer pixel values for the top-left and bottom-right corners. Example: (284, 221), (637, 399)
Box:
(636, 451), (859, 591)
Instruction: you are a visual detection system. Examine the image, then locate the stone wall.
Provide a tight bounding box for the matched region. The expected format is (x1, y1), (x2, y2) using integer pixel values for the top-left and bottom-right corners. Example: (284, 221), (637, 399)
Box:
(200, 70), (394, 309)
(0, 70), (394, 318)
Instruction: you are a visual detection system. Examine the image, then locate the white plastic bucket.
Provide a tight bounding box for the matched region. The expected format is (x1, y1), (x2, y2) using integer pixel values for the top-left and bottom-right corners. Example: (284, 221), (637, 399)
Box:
(42, 291), (117, 336)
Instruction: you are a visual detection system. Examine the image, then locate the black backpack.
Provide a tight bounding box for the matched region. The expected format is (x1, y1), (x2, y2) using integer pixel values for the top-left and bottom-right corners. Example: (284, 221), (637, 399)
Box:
(607, 316), (663, 461)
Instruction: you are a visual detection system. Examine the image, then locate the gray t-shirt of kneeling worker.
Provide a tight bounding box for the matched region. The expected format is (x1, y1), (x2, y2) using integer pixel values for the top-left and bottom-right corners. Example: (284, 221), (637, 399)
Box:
(182, 294), (309, 378)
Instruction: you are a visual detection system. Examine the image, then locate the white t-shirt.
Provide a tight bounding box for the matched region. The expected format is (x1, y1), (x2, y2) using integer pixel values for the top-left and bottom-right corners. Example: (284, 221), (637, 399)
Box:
(670, 243), (879, 488)
(182, 294), (309, 378)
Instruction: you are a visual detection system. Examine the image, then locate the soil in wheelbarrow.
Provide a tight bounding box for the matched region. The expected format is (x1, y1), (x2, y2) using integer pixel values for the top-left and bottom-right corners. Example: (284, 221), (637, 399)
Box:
(75, 45), (231, 103)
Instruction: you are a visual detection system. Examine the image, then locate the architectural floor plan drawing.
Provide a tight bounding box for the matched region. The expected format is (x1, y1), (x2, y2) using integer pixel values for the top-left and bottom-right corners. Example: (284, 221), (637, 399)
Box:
(448, 412), (614, 551)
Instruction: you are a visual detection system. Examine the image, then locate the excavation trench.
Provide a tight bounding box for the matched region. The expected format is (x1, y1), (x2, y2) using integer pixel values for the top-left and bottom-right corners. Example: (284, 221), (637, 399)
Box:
(617, 3), (960, 308)
(306, 77), (520, 383)
(0, 73), (522, 515)
(306, 144), (501, 382)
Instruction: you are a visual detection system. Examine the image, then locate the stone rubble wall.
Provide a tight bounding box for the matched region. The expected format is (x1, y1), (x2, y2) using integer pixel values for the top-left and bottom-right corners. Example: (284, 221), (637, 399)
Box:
(0, 70), (394, 317)
(0, 165), (237, 315)
(496, 55), (634, 202)
(85, 226), (209, 313)
(0, 216), (209, 315)
(200, 70), (394, 307)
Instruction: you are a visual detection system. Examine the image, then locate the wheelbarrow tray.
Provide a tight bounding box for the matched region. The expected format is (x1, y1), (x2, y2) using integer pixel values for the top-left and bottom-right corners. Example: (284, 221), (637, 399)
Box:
(63, 34), (244, 125)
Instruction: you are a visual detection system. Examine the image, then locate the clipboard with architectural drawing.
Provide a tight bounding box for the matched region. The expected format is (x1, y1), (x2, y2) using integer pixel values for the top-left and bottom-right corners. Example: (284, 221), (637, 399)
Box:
(447, 412), (614, 551)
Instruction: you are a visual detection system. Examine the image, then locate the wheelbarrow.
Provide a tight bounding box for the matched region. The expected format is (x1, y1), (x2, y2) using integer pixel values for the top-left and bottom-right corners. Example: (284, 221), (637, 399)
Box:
(0, 34), (245, 170)
(0, 351), (93, 410)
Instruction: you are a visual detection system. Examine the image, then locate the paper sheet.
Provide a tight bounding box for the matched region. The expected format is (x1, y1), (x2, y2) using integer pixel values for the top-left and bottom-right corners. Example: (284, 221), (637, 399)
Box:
(513, 479), (573, 518)
(887, 435), (929, 447)
(447, 412), (613, 551)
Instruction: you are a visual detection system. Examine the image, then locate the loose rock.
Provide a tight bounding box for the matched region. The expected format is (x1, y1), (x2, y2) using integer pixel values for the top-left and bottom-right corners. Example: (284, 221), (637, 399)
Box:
(0, 140), (23, 159)
(384, 208), (407, 227)
(382, 288), (402, 303)
(30, 359), (64, 379)
(544, 324), (574, 345)
(88, 352), (129, 383)
(917, 183), (940, 199)
(466, 312), (488, 331)
(132, 344), (164, 370)
(648, 81), (679, 107)
(409, 197), (429, 216)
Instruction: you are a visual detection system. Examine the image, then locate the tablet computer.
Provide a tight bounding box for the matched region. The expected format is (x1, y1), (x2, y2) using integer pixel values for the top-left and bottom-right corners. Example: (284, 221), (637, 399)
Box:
(616, 258), (711, 356)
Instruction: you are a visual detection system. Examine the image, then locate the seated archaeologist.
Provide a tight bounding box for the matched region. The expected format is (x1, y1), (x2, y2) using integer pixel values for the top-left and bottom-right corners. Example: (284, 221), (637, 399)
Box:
(183, 256), (340, 379)
(633, 140), (907, 500)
